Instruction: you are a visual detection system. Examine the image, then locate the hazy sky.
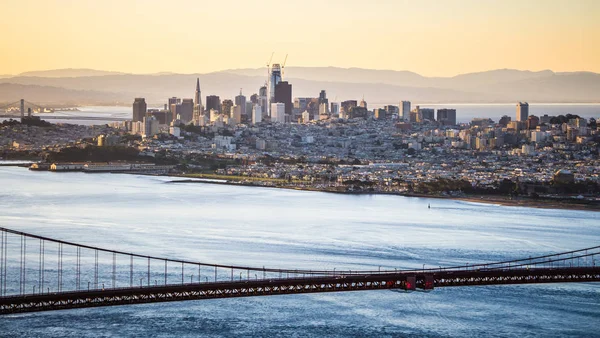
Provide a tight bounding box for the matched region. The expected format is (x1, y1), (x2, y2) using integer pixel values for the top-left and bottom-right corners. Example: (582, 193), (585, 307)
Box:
(1, 0), (599, 76)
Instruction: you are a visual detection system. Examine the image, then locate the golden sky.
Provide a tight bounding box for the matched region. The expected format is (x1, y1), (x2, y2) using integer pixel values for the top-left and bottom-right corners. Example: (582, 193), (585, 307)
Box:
(1, 0), (599, 76)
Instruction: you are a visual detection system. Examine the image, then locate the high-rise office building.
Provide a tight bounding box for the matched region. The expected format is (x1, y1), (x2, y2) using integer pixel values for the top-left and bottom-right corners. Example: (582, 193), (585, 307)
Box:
(250, 93), (259, 104)
(359, 97), (368, 110)
(319, 103), (329, 116)
(341, 100), (358, 114)
(170, 99), (193, 123)
(206, 95), (221, 112)
(232, 105), (243, 124)
(294, 98), (311, 111)
(420, 108), (435, 121)
(168, 97), (181, 110)
(268, 64), (282, 114)
(245, 102), (253, 122)
(410, 107), (420, 123)
(221, 99), (234, 117)
(132, 98), (147, 122)
(318, 90), (328, 106)
(274, 81), (292, 116)
(179, 99), (194, 123)
(271, 103), (286, 123)
(437, 108), (457, 126)
(258, 85), (268, 116)
(194, 78), (202, 114)
(330, 102), (339, 116)
(527, 115), (539, 130)
(516, 102), (529, 122)
(385, 105), (399, 116)
(147, 109), (170, 125)
(142, 115), (159, 138)
(252, 104), (262, 124)
(374, 108), (386, 120)
(235, 90), (247, 118)
(401, 101), (411, 121)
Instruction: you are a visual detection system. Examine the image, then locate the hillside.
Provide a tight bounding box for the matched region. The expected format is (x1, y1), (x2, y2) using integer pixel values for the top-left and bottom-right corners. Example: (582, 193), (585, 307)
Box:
(0, 83), (127, 105)
(1, 68), (599, 104)
(18, 68), (126, 78)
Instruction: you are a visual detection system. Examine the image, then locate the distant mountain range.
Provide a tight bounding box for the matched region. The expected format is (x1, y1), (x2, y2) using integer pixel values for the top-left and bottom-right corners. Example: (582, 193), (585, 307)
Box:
(1, 67), (599, 105)
(17, 68), (127, 78)
(0, 83), (125, 105)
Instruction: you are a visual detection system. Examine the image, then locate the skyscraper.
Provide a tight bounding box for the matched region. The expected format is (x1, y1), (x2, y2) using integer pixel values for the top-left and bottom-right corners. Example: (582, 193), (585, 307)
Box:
(235, 89), (247, 118)
(437, 108), (457, 126)
(359, 97), (368, 110)
(516, 102), (529, 122)
(180, 99), (194, 123)
(252, 104), (262, 124)
(271, 103), (285, 123)
(142, 115), (159, 138)
(319, 103), (329, 116)
(171, 99), (194, 123)
(330, 102), (339, 116)
(194, 78), (202, 114)
(420, 107), (435, 121)
(385, 105), (399, 116)
(258, 85), (268, 116)
(206, 95), (221, 112)
(401, 101), (411, 121)
(168, 97), (181, 110)
(132, 98), (147, 122)
(341, 100), (358, 113)
(232, 105), (243, 124)
(274, 81), (292, 116)
(268, 64), (282, 114)
(221, 99), (234, 117)
(318, 90), (328, 106)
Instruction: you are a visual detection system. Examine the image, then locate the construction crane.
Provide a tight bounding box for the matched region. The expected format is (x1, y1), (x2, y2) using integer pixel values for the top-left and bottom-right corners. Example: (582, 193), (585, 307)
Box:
(266, 52), (275, 77)
(281, 54), (288, 79)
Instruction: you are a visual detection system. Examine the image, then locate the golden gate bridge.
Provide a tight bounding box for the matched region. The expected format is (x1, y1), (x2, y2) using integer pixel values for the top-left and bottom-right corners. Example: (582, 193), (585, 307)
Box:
(0, 226), (599, 314)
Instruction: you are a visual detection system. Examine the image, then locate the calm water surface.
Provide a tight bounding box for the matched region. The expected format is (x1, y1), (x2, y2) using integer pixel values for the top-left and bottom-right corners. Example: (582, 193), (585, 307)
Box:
(0, 166), (599, 337)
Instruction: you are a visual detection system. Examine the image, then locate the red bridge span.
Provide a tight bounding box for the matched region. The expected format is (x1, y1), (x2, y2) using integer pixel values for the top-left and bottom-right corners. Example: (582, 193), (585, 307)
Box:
(1, 227), (599, 314)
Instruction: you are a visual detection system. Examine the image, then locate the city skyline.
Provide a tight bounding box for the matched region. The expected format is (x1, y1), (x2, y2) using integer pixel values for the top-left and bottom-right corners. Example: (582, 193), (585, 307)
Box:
(1, 0), (599, 334)
(1, 0), (599, 76)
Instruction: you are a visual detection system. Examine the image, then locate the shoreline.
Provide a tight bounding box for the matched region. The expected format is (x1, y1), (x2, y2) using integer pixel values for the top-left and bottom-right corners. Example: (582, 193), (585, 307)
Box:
(3, 164), (597, 212)
(166, 177), (600, 212)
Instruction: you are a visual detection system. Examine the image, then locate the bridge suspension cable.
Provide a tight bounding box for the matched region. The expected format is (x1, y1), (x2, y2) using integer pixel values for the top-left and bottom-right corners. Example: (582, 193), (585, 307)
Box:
(0, 226), (598, 300)
(0, 101), (21, 111)
(0, 226), (599, 314)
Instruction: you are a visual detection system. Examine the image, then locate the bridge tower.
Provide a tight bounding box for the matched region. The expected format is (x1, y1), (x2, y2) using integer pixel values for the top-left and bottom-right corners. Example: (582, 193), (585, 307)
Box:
(19, 99), (24, 121)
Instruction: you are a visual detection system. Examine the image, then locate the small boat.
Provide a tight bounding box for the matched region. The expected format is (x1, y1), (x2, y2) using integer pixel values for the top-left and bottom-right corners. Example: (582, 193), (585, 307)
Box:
(428, 204), (430, 209)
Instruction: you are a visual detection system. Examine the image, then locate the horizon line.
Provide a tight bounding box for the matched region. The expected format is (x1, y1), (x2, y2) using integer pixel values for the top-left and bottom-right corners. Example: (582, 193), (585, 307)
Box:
(4, 66), (600, 78)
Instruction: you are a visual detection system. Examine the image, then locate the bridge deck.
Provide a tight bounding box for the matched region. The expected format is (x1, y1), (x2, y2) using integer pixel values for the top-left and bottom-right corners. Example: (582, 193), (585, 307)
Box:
(2, 267), (599, 314)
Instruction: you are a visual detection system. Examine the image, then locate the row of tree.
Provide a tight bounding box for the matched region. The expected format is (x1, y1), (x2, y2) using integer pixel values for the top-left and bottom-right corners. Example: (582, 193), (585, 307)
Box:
(44, 146), (148, 163)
